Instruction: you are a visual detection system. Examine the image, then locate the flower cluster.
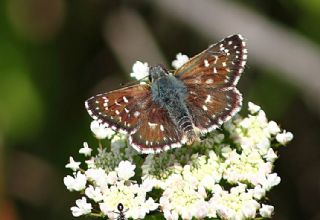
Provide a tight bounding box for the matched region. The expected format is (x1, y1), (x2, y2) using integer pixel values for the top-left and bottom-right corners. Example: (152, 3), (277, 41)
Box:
(64, 56), (293, 220)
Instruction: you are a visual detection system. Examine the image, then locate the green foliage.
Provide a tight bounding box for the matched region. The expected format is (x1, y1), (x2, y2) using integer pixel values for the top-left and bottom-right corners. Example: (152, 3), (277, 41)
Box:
(0, 37), (43, 142)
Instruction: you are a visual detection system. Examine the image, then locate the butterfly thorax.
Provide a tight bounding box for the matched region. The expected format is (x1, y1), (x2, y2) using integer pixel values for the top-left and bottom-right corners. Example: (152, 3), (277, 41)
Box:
(150, 65), (196, 143)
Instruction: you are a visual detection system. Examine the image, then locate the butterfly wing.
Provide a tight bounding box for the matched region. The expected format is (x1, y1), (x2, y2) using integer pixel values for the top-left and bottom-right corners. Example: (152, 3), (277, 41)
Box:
(86, 84), (183, 153)
(175, 34), (247, 88)
(129, 101), (183, 153)
(175, 34), (247, 133)
(186, 85), (242, 133)
(85, 84), (151, 134)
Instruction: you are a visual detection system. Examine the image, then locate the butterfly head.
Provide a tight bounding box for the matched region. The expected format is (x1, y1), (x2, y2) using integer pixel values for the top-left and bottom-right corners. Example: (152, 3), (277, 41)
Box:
(149, 65), (169, 82)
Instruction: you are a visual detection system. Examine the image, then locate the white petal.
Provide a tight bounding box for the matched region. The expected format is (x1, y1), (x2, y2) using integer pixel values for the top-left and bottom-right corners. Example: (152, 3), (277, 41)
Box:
(276, 131), (293, 145)
(171, 53), (189, 69)
(65, 156), (81, 171)
(259, 204), (274, 218)
(130, 61), (149, 80)
(116, 160), (136, 180)
(248, 102), (261, 114)
(79, 142), (92, 156)
(71, 197), (92, 217)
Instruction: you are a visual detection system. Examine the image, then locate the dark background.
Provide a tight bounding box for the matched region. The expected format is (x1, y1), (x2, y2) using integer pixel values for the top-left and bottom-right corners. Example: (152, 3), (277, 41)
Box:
(0, 0), (320, 220)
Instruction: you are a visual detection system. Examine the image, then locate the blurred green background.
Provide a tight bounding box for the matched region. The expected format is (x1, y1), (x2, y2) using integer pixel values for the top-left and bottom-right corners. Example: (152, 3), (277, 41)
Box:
(1, 0), (320, 220)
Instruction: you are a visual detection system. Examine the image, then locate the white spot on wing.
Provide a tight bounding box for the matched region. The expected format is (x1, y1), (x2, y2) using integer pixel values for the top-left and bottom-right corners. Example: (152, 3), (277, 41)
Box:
(205, 95), (211, 103)
(202, 105), (208, 111)
(213, 67), (217, 74)
(205, 78), (213, 84)
(115, 110), (120, 115)
(148, 122), (158, 129)
(123, 96), (129, 103)
(204, 59), (210, 67)
(160, 125), (164, 131)
(134, 111), (140, 117)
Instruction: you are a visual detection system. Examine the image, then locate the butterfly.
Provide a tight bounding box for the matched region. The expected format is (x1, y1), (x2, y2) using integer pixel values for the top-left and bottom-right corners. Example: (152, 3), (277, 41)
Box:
(85, 34), (247, 154)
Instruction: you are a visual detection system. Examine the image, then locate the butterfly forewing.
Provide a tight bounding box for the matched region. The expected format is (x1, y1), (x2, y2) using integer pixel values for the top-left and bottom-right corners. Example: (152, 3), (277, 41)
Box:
(85, 84), (151, 134)
(130, 102), (183, 153)
(86, 84), (183, 153)
(175, 34), (247, 88)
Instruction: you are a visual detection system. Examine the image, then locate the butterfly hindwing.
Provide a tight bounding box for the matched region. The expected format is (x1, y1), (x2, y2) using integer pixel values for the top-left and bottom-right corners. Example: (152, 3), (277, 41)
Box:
(175, 34), (247, 88)
(130, 102), (183, 153)
(186, 85), (242, 133)
(85, 84), (151, 134)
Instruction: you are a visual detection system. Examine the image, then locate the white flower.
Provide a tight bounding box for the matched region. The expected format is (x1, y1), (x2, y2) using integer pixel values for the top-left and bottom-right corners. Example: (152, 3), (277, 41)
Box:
(248, 102), (261, 114)
(172, 53), (189, 69)
(64, 172), (87, 191)
(250, 185), (266, 200)
(71, 197), (92, 217)
(264, 148), (278, 162)
(211, 188), (260, 220)
(65, 157), (80, 171)
(107, 171), (118, 185)
(259, 204), (274, 218)
(85, 185), (103, 202)
(79, 142), (92, 156)
(145, 197), (158, 212)
(85, 168), (109, 189)
(141, 178), (157, 192)
(160, 174), (208, 219)
(99, 181), (158, 219)
(116, 161), (136, 180)
(276, 131), (293, 145)
(260, 173), (281, 190)
(85, 158), (96, 168)
(164, 210), (179, 220)
(242, 200), (260, 219)
(267, 121), (281, 135)
(130, 61), (149, 80)
(90, 120), (115, 139)
(223, 150), (269, 185)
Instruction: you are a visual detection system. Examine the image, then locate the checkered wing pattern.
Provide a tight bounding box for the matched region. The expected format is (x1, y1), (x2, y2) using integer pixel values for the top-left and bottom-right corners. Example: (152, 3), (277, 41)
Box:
(86, 84), (182, 153)
(85, 84), (151, 134)
(175, 34), (247, 87)
(175, 34), (247, 133)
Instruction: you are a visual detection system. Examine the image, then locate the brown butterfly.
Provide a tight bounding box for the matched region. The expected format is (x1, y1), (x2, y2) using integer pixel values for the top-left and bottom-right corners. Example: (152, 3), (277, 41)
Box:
(85, 34), (247, 153)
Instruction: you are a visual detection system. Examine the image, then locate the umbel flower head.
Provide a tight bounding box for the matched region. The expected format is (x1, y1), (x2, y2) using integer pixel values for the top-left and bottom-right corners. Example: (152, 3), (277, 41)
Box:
(64, 57), (293, 220)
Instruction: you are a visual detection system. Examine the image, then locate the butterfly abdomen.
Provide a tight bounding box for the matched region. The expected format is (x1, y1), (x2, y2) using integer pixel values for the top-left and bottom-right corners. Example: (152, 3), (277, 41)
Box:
(151, 71), (196, 143)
